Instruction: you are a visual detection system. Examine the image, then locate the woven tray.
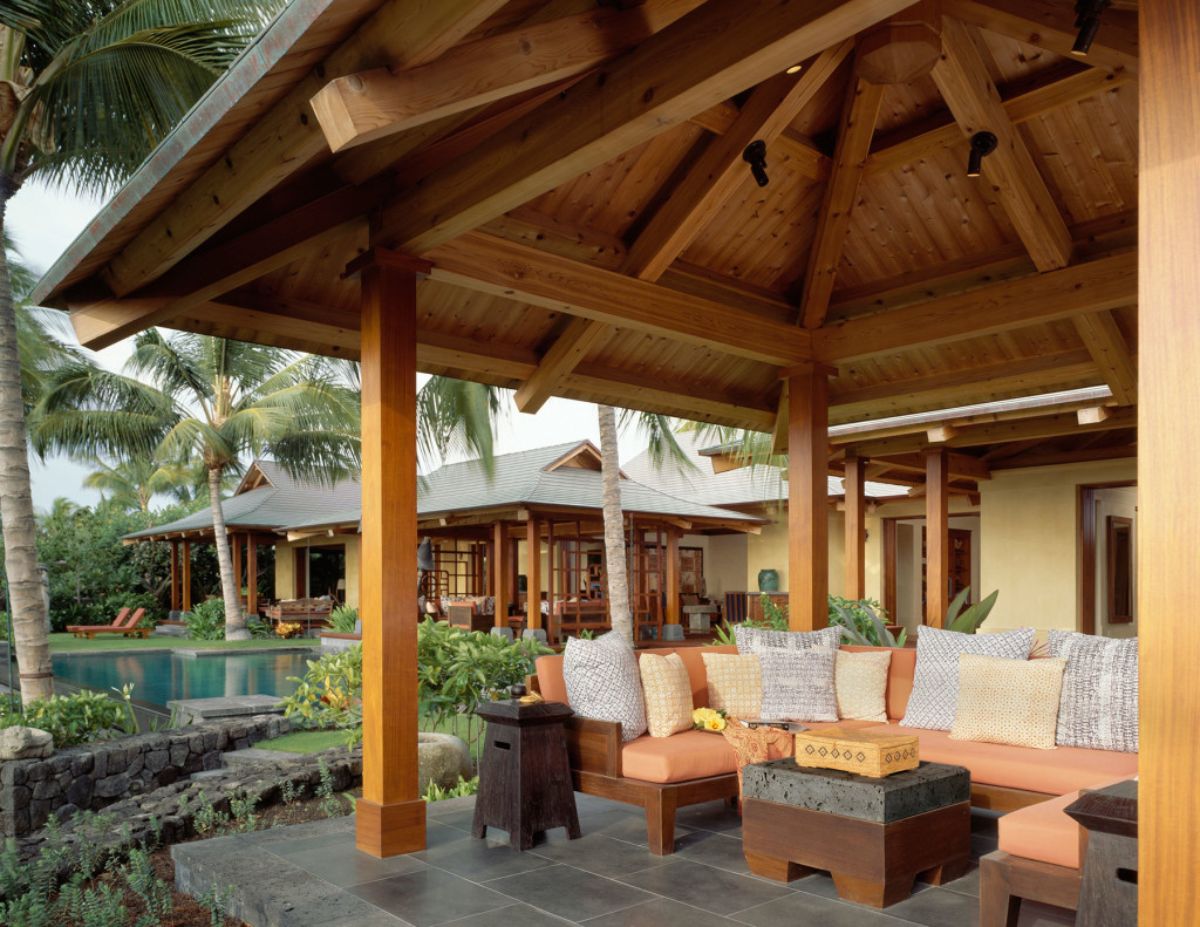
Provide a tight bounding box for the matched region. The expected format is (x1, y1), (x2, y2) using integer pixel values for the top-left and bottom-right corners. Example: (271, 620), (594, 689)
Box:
(794, 726), (919, 778)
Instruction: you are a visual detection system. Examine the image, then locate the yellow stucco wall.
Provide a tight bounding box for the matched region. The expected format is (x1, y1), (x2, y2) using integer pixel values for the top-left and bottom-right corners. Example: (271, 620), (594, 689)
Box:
(274, 535), (361, 609)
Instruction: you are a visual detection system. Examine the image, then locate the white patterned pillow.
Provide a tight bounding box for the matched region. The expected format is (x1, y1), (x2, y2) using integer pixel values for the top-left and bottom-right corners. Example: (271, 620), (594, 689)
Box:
(901, 627), (1036, 731)
(563, 633), (647, 741)
(757, 646), (838, 722)
(835, 650), (891, 722)
(735, 625), (840, 655)
(1047, 631), (1138, 752)
(951, 654), (1067, 750)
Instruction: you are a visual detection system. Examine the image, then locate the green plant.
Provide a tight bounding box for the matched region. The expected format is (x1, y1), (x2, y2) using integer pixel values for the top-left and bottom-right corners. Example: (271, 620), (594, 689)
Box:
(122, 848), (172, 925)
(757, 593), (790, 630)
(280, 778), (298, 806)
(229, 794), (259, 833)
(829, 598), (907, 648)
(280, 646), (363, 742)
(946, 587), (999, 634)
(576, 628), (595, 640)
(328, 605), (359, 634)
(315, 759), (351, 818)
(16, 691), (128, 747)
(195, 885), (235, 927)
(191, 791), (228, 836)
(423, 776), (479, 802)
(184, 599), (226, 640)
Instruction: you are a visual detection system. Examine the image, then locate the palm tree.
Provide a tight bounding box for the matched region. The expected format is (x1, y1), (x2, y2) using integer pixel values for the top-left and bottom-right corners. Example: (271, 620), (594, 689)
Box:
(596, 405), (693, 644)
(0, 0), (280, 698)
(35, 331), (361, 640)
(82, 457), (199, 512)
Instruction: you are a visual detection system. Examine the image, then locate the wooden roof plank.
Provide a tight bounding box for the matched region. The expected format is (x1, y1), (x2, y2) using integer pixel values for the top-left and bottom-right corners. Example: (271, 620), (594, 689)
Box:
(1072, 309), (1138, 405)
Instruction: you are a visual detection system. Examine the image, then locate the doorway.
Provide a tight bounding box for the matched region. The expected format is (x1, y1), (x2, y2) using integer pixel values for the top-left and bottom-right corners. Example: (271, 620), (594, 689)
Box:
(1079, 483), (1137, 637)
(883, 515), (981, 631)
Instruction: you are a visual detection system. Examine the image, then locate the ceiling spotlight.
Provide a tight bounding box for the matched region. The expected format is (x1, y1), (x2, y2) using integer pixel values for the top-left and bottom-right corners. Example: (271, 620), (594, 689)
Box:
(743, 140), (770, 188)
(966, 131), (998, 178)
(785, 63), (804, 75)
(1072, 0), (1111, 57)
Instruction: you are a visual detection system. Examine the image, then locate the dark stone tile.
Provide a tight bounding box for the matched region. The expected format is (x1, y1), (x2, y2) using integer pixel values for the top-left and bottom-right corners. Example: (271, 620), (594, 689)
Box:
(616, 858), (793, 916)
(971, 834), (999, 858)
(284, 844), (427, 888)
(349, 867), (512, 927)
(531, 832), (669, 878)
(488, 863), (655, 922)
(439, 903), (574, 926)
(1017, 901), (1077, 926)
(674, 800), (743, 834)
(434, 807), (478, 832)
(788, 871), (933, 902)
(586, 812), (694, 850)
(939, 862), (981, 898)
(675, 830), (752, 875)
(415, 832), (555, 881)
(426, 820), (472, 848)
(730, 891), (911, 926)
(882, 885), (981, 927)
(583, 897), (740, 927)
(265, 828), (357, 858)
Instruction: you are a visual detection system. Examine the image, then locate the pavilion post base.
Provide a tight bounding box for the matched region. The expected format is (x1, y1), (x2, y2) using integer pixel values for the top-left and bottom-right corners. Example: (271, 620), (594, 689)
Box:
(355, 797), (426, 858)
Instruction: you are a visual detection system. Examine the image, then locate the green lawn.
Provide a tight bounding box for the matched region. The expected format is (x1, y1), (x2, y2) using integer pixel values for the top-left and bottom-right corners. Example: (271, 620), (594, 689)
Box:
(256, 729), (346, 753)
(49, 633), (321, 653)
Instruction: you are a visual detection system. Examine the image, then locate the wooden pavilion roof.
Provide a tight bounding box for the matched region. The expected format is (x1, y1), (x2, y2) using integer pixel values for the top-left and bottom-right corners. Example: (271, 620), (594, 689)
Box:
(34, 0), (1139, 450)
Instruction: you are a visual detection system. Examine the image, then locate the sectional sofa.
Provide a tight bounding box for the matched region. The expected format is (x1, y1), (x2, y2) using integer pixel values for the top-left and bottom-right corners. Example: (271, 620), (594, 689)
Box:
(532, 643), (1138, 857)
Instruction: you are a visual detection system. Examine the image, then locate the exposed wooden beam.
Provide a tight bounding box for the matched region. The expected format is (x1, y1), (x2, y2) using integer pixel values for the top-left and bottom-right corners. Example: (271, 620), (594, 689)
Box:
(931, 17), (1073, 272)
(689, 102), (830, 182)
(814, 250), (1136, 362)
(1076, 406), (1112, 425)
(799, 72), (885, 328)
(924, 448), (950, 627)
(871, 451), (991, 482)
(373, 0), (916, 255)
(927, 424), (958, 444)
(843, 452), (866, 599)
(988, 443), (1136, 470)
(1072, 310), (1138, 405)
(100, 0), (509, 299)
(771, 382), (790, 456)
(311, 0), (705, 152)
(426, 232), (812, 367)
(623, 41), (853, 282)
(514, 318), (613, 414)
(943, 0), (1138, 73)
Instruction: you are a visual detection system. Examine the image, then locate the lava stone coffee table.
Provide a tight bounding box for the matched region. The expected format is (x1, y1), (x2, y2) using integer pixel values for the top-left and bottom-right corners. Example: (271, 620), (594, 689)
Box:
(741, 758), (972, 908)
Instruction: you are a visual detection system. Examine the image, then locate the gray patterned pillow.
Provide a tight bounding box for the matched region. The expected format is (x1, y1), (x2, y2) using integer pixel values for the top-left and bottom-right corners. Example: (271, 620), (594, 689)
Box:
(757, 646), (838, 722)
(901, 627), (1036, 731)
(1047, 631), (1138, 752)
(563, 632), (647, 741)
(735, 625), (840, 654)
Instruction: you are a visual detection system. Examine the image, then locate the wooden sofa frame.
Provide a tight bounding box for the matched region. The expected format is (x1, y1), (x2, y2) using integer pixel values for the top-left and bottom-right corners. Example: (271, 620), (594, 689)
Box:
(565, 716), (738, 855)
(979, 850), (1081, 927)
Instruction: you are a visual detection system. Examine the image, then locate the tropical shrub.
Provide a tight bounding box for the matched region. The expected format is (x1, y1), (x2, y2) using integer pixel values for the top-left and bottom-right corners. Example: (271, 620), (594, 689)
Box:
(280, 645), (363, 743)
(328, 605), (359, 634)
(0, 691), (130, 747)
(184, 599), (225, 640)
(275, 621), (303, 639)
(423, 776), (479, 802)
(946, 587), (998, 634)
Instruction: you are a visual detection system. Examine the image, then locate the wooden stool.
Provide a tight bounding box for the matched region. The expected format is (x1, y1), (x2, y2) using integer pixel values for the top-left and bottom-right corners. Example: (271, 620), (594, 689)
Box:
(1066, 779), (1138, 927)
(472, 699), (581, 850)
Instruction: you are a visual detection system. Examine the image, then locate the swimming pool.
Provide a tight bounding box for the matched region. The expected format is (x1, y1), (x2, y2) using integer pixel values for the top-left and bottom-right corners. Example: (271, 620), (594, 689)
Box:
(51, 650), (314, 711)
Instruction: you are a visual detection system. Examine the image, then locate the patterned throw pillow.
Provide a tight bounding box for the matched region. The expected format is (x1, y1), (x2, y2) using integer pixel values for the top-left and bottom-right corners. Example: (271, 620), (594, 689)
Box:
(639, 653), (694, 738)
(1047, 631), (1139, 752)
(757, 646), (838, 722)
(735, 625), (841, 654)
(901, 626), (1036, 731)
(701, 653), (762, 719)
(950, 654), (1067, 749)
(835, 650), (891, 722)
(563, 633), (647, 741)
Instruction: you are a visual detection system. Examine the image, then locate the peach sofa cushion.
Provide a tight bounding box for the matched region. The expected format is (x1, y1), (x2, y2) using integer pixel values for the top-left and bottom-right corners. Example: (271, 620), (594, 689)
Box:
(869, 723), (1138, 795)
(536, 645), (737, 709)
(621, 730), (738, 784)
(998, 775), (1132, 869)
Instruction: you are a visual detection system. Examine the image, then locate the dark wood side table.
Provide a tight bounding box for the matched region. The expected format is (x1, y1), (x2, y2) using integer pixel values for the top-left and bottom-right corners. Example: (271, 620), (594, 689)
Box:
(1065, 778), (1138, 927)
(742, 758), (972, 908)
(472, 699), (581, 850)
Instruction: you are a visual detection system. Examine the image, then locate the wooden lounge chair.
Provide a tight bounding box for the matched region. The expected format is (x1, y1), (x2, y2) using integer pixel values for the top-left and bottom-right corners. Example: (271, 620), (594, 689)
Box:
(68, 607), (150, 639)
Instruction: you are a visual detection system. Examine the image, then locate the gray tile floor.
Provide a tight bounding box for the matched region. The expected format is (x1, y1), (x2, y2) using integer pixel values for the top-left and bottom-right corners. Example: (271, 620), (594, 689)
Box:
(173, 794), (1077, 927)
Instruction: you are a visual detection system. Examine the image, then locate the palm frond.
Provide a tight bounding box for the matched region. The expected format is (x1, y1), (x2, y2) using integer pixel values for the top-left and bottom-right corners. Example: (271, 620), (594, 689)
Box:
(416, 376), (504, 476)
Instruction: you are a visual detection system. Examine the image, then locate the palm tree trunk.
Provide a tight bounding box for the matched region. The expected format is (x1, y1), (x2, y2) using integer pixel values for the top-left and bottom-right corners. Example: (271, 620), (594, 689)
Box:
(0, 193), (53, 703)
(598, 405), (633, 643)
(208, 466), (247, 640)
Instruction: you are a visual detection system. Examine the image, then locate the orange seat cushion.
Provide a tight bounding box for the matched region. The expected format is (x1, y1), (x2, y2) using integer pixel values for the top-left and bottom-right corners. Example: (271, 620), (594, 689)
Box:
(867, 724), (1138, 795)
(997, 775), (1132, 869)
(621, 730), (737, 784)
(535, 645), (737, 709)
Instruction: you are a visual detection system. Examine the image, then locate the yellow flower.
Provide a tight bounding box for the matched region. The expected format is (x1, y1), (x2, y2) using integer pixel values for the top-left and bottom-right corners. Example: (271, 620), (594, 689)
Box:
(706, 717), (726, 732)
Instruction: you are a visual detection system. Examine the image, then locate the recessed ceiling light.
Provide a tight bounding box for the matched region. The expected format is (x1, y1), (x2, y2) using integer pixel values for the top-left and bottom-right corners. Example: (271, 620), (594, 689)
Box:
(786, 64), (804, 75)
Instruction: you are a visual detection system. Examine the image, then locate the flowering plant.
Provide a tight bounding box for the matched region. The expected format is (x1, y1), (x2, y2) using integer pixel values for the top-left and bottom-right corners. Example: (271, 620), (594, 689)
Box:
(276, 621), (303, 639)
(692, 707), (728, 732)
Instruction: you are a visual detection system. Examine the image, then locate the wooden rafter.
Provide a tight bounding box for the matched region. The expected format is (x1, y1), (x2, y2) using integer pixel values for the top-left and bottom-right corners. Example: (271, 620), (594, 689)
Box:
(372, 0), (915, 255)
(869, 452), (991, 482)
(931, 17), (1072, 272)
(798, 69), (885, 329)
(623, 41), (853, 282)
(689, 102), (830, 182)
(1072, 310), (1137, 406)
(514, 318), (613, 414)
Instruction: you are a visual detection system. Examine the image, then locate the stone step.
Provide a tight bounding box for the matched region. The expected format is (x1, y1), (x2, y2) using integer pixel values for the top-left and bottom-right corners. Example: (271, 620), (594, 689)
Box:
(222, 747), (302, 766)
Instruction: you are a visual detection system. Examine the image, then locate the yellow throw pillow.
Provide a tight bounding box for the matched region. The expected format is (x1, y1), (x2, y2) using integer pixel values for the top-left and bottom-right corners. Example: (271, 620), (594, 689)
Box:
(835, 650), (892, 722)
(639, 653), (694, 738)
(701, 652), (762, 720)
(951, 654), (1067, 750)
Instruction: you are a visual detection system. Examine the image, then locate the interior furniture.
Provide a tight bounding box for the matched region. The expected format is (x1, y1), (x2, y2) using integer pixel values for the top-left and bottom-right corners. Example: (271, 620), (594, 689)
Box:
(446, 601), (492, 633)
(742, 758), (971, 907)
(264, 596), (333, 632)
(1066, 779), (1138, 926)
(472, 699), (581, 851)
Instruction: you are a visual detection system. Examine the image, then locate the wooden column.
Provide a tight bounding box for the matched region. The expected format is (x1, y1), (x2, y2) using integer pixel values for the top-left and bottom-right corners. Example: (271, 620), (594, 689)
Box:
(787, 365), (830, 630)
(169, 541), (181, 612)
(666, 528), (681, 625)
(1141, 2), (1200, 920)
(510, 536), (520, 621)
(232, 532), (243, 606)
(924, 448), (949, 627)
(843, 453), (867, 600)
(493, 522), (509, 628)
(246, 537), (258, 617)
(526, 518), (542, 629)
(356, 251), (425, 858)
(181, 540), (192, 612)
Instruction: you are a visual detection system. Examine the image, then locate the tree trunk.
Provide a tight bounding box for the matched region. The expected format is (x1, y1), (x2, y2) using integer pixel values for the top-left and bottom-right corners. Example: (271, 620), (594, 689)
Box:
(208, 467), (247, 640)
(598, 405), (633, 643)
(0, 193), (53, 703)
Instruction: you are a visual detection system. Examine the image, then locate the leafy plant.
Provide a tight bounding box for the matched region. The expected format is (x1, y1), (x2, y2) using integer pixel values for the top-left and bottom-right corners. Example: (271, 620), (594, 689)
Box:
(280, 646), (363, 743)
(423, 776), (479, 802)
(830, 598), (907, 648)
(8, 691), (129, 747)
(328, 605), (359, 634)
(275, 621), (303, 639)
(184, 599), (225, 641)
(946, 587), (998, 634)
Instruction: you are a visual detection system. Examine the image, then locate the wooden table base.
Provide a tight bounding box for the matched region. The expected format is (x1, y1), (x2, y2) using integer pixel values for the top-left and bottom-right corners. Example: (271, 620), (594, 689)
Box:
(743, 797), (971, 908)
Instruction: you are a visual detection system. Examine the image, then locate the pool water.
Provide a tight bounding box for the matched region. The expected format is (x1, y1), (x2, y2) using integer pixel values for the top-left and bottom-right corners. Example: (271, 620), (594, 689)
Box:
(51, 650), (314, 711)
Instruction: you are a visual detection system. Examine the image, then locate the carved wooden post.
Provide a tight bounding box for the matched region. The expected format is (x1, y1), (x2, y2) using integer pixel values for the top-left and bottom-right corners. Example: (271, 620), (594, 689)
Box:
(787, 364), (831, 630)
(924, 448), (949, 627)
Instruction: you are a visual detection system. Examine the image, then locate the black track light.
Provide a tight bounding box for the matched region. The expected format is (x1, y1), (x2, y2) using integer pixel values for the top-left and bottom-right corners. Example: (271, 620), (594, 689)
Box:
(967, 131), (998, 178)
(1072, 0), (1111, 57)
(743, 140), (769, 188)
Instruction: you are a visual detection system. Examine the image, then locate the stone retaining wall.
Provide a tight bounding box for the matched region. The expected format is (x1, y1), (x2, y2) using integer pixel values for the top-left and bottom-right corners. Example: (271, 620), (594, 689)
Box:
(0, 714), (290, 836)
